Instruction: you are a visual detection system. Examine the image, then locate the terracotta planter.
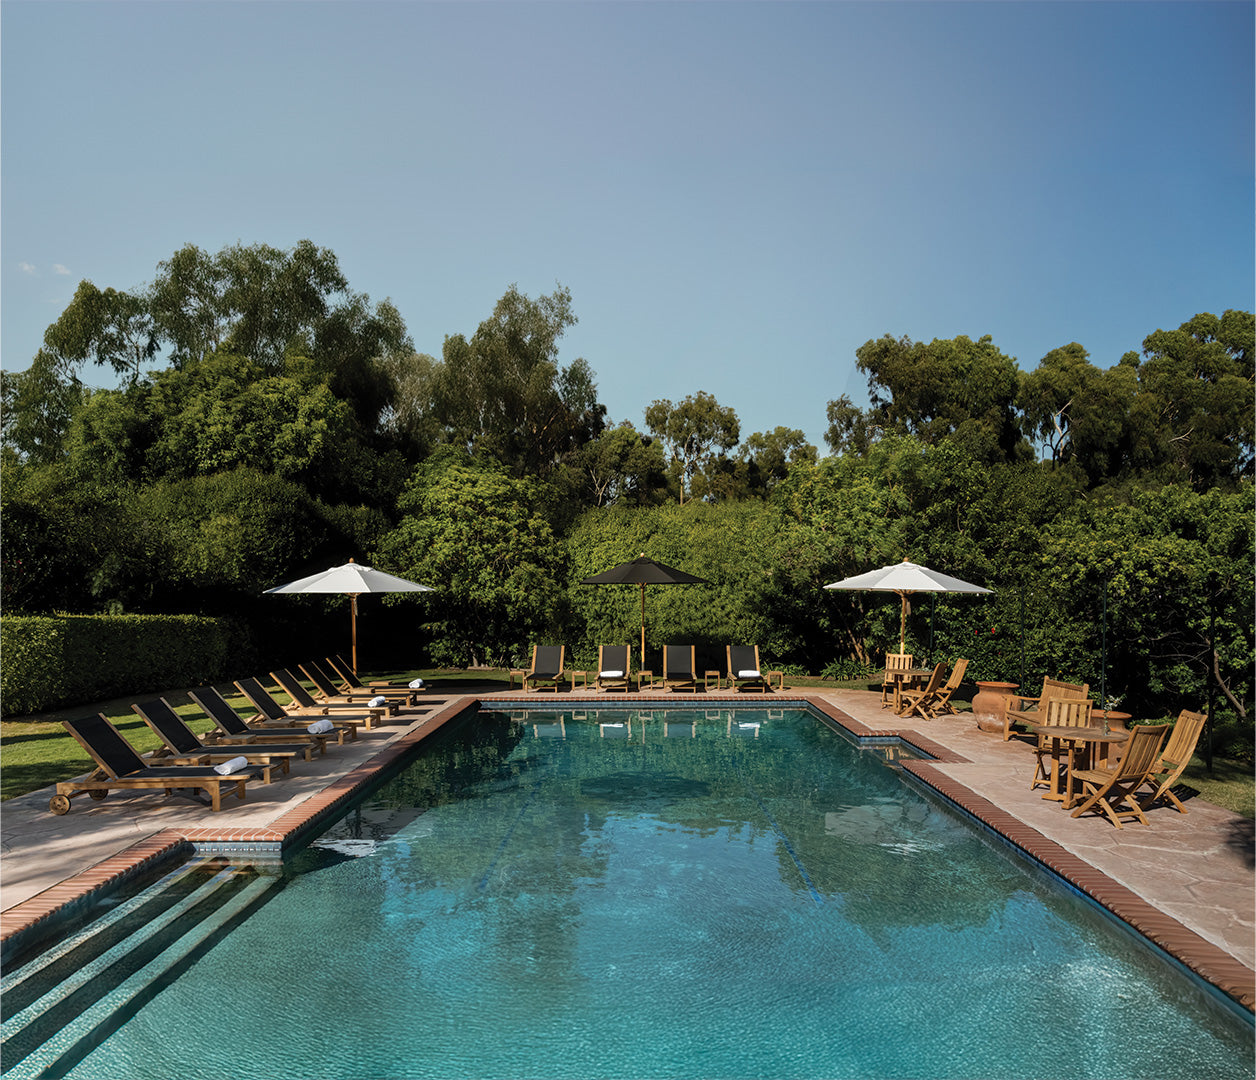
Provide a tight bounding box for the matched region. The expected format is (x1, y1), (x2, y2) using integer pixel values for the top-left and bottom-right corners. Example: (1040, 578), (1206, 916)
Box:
(973, 680), (1018, 733)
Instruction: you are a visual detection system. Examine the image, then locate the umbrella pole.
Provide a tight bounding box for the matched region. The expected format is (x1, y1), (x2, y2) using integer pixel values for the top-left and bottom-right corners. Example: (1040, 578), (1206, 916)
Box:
(899, 593), (907, 653)
(640, 583), (646, 666)
(351, 594), (359, 674)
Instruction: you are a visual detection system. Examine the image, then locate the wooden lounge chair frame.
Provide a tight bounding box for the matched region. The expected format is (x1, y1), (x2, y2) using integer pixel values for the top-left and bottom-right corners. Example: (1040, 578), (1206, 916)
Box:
(595, 645), (632, 693)
(132, 699), (293, 782)
(1138, 709), (1207, 814)
(234, 677), (373, 734)
(271, 668), (397, 720)
(523, 646), (566, 693)
(881, 653), (914, 708)
(897, 662), (946, 719)
(50, 713), (261, 815)
(727, 645), (771, 694)
(662, 645), (698, 693)
(1070, 724), (1170, 828)
(1002, 677), (1090, 741)
(302, 660), (416, 707)
(328, 654), (416, 693)
(188, 686), (338, 750)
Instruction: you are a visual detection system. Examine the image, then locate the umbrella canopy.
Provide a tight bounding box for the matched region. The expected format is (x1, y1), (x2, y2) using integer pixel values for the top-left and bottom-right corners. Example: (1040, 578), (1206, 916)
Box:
(824, 559), (992, 653)
(265, 559), (433, 672)
(580, 555), (709, 662)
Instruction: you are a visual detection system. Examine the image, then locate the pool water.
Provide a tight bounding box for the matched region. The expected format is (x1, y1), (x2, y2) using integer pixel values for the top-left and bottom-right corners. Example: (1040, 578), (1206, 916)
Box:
(5, 706), (1253, 1079)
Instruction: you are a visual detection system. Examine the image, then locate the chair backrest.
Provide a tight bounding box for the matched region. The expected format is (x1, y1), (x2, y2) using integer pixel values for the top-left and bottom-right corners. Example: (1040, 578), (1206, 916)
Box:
(884, 653), (914, 676)
(727, 645), (760, 676)
(63, 714), (146, 779)
(598, 645), (630, 674)
(942, 657), (969, 691)
(189, 686), (252, 736)
(234, 677), (289, 721)
(132, 699), (201, 755)
(1115, 724), (1171, 779)
(271, 669), (319, 708)
(1042, 697), (1094, 727)
(664, 645), (695, 678)
(329, 655), (365, 689)
(1040, 677), (1089, 700)
(301, 662), (342, 698)
(918, 662), (946, 696)
(1161, 709), (1207, 766)
(531, 645), (564, 676)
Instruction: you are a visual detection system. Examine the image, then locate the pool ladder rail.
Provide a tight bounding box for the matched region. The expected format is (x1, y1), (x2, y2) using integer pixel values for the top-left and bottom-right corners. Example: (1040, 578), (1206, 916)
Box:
(0, 861), (278, 1078)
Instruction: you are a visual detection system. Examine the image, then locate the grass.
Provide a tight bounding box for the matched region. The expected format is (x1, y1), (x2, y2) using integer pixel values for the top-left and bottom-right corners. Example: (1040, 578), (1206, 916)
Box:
(3, 670), (1252, 818)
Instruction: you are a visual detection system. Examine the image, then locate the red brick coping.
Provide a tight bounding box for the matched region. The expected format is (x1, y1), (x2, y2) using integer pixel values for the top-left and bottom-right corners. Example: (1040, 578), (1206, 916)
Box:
(3, 692), (1252, 1013)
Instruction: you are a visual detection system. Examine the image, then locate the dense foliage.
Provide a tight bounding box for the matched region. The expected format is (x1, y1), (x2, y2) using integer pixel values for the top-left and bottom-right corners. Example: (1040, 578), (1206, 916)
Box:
(1, 241), (1251, 759)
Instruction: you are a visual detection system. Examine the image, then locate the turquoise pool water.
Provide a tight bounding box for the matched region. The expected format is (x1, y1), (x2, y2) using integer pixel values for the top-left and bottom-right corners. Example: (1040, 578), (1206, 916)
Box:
(4, 705), (1252, 1079)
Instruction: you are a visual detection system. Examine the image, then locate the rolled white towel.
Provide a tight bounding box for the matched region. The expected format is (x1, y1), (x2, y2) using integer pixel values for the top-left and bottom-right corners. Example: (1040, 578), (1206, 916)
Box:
(408, 678), (424, 689)
(738, 669), (761, 679)
(214, 755), (249, 775)
(368, 695), (387, 707)
(600, 670), (624, 679)
(307, 718), (335, 734)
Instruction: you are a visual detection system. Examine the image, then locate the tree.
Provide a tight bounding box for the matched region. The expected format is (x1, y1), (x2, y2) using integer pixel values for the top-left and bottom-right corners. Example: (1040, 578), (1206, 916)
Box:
(739, 426), (817, 493)
(42, 280), (157, 382)
(823, 394), (876, 456)
(644, 391), (740, 503)
(853, 333), (1028, 462)
(572, 422), (667, 506)
(425, 285), (606, 475)
(1, 349), (84, 465)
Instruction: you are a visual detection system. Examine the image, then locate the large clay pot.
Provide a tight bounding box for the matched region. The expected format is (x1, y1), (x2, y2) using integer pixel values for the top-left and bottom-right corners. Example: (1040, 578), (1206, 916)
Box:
(973, 680), (1019, 733)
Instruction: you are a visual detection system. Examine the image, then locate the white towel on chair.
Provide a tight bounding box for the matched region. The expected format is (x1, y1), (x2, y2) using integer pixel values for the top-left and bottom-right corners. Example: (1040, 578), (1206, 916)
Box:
(738, 669), (761, 679)
(409, 678), (424, 689)
(368, 695), (387, 707)
(307, 718), (335, 734)
(214, 756), (249, 775)
(600, 670), (624, 679)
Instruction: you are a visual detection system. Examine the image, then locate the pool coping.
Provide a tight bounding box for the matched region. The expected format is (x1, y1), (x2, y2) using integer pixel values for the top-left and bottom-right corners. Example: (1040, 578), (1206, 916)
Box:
(2, 692), (1252, 1013)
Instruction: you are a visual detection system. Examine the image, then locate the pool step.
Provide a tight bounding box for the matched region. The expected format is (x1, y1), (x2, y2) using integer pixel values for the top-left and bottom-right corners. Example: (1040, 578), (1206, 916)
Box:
(0, 867), (276, 1077)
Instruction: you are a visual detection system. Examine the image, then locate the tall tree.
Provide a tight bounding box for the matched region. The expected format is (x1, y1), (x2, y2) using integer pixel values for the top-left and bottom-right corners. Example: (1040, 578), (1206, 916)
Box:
(644, 391), (740, 503)
(739, 426), (817, 493)
(42, 281), (158, 382)
(573, 422), (667, 507)
(1, 350), (84, 465)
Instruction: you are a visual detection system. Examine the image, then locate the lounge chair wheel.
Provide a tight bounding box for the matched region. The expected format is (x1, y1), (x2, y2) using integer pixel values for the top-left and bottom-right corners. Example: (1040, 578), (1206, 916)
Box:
(49, 794), (72, 815)
(88, 789), (109, 801)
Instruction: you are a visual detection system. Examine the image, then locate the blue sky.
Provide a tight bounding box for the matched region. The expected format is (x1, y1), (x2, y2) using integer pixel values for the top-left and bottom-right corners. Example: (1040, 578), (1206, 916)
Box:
(3, 1), (1252, 451)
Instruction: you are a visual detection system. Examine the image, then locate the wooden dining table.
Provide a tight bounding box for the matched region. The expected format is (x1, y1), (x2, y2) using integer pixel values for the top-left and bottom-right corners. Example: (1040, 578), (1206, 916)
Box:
(1028, 724), (1129, 808)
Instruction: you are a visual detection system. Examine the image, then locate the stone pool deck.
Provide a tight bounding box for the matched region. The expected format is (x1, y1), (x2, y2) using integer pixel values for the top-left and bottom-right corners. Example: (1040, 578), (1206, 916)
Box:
(1, 687), (1252, 1011)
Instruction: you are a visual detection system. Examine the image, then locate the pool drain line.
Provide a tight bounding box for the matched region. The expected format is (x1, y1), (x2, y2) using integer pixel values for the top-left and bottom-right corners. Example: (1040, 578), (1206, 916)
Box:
(738, 767), (824, 907)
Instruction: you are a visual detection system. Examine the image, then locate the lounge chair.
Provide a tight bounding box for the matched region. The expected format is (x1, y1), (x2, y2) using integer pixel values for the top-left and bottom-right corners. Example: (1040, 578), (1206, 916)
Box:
(726, 645), (771, 693)
(301, 660), (417, 708)
(1002, 676), (1090, 741)
(897, 662), (946, 719)
(880, 653), (915, 708)
(235, 676), (377, 733)
(314, 658), (421, 703)
(595, 645), (632, 692)
(662, 645), (698, 693)
(49, 713), (263, 815)
(188, 686), (341, 750)
(1138, 709), (1207, 814)
(523, 646), (566, 693)
(1029, 697), (1095, 793)
(1069, 724), (1170, 828)
(929, 658), (969, 715)
(271, 668), (399, 720)
(132, 699), (296, 781)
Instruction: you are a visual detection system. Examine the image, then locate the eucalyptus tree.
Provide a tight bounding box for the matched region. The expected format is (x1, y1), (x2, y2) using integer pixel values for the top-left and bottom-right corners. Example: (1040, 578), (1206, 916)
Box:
(644, 391), (740, 503)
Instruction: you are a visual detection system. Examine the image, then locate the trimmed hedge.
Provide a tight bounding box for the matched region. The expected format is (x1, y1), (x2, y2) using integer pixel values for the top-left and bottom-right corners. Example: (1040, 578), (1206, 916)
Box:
(0, 614), (250, 717)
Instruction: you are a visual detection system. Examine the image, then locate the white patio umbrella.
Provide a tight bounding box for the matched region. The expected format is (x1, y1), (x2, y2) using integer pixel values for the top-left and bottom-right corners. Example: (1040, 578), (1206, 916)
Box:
(264, 559), (433, 673)
(824, 559), (992, 653)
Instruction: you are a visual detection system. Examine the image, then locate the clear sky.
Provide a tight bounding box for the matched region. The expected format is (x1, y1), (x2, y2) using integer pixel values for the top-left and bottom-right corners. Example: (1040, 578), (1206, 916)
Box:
(3, 1), (1252, 451)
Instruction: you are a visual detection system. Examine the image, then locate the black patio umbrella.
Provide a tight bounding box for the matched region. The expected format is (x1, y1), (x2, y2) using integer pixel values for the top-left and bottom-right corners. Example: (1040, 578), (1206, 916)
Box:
(580, 555), (709, 662)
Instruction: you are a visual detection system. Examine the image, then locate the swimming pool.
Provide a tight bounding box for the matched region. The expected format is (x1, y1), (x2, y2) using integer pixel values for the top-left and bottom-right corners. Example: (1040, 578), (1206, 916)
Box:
(3, 705), (1252, 1079)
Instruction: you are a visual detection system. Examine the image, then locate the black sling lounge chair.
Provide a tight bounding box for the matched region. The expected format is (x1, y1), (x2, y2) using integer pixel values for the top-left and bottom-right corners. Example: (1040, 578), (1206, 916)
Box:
(523, 646), (566, 693)
(301, 660), (417, 708)
(188, 686), (341, 750)
(234, 677), (374, 734)
(662, 646), (698, 693)
(271, 668), (398, 721)
(133, 698), (306, 778)
(726, 645), (771, 693)
(50, 714), (263, 815)
(595, 645), (632, 693)
(327, 654), (417, 693)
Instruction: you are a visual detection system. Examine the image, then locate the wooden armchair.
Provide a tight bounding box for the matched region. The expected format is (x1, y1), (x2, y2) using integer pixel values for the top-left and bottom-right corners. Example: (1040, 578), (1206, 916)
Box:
(880, 653), (914, 708)
(1030, 697), (1095, 793)
(1002, 677), (1090, 741)
(898, 663), (946, 720)
(1070, 724), (1170, 828)
(1138, 709), (1207, 814)
(930, 658), (969, 716)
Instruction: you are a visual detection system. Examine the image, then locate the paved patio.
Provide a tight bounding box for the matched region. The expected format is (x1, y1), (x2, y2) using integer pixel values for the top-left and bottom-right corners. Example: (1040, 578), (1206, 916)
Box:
(2, 687), (1252, 1010)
